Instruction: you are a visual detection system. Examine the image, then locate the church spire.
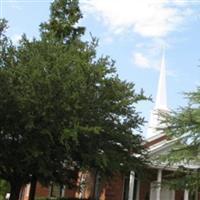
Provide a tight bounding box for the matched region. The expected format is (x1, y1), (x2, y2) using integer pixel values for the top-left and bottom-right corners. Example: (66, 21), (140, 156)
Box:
(146, 49), (168, 139)
(155, 48), (167, 110)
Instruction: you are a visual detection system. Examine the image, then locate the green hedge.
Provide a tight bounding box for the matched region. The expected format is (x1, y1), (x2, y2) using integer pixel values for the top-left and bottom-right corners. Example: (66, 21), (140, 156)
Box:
(35, 198), (92, 200)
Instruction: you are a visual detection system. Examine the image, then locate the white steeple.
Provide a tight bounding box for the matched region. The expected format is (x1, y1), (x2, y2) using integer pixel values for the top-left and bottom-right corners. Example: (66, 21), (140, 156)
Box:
(146, 49), (168, 139)
(155, 49), (167, 110)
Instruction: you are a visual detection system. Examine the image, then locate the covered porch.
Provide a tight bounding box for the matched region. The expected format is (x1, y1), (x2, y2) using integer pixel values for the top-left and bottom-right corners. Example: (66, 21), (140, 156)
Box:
(126, 168), (200, 200)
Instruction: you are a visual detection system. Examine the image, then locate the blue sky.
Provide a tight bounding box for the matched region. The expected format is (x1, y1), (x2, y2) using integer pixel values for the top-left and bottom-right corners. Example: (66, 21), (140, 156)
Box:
(1, 0), (200, 136)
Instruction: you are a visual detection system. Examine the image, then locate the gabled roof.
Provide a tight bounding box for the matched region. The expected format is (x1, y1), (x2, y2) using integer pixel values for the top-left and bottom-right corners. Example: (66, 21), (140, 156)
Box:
(146, 134), (200, 170)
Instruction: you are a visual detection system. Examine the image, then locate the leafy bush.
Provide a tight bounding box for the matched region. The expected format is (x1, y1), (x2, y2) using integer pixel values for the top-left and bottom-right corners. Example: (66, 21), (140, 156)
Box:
(35, 198), (92, 200)
(0, 179), (9, 200)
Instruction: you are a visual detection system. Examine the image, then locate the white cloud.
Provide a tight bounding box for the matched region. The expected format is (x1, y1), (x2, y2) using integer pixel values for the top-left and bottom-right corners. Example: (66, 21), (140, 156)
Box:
(11, 3), (23, 11)
(133, 51), (177, 76)
(12, 34), (22, 45)
(133, 52), (150, 68)
(81, 0), (193, 38)
(101, 35), (114, 45)
(195, 81), (200, 86)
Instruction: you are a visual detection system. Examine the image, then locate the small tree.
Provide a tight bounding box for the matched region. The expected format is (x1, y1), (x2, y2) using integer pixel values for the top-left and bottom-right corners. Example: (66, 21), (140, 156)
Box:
(159, 86), (200, 191)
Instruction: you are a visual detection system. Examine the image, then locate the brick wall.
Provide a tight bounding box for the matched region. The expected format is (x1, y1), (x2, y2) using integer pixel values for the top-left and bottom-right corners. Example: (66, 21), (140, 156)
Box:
(139, 181), (150, 200)
(104, 175), (124, 200)
(35, 182), (49, 197)
(34, 182), (78, 199)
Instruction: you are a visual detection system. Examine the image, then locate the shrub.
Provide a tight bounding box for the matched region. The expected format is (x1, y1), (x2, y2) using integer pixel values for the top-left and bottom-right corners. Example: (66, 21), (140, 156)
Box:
(35, 198), (92, 200)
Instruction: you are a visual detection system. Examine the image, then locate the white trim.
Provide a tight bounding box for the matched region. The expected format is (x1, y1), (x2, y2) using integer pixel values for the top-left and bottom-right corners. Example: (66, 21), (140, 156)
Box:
(148, 138), (178, 155)
(146, 133), (165, 143)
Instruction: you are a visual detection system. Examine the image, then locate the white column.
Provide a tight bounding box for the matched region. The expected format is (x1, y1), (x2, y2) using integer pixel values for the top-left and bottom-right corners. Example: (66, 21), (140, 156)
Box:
(194, 190), (198, 200)
(25, 184), (31, 198)
(128, 171), (135, 200)
(79, 173), (85, 199)
(184, 189), (189, 200)
(171, 190), (175, 200)
(61, 185), (65, 197)
(156, 169), (162, 200)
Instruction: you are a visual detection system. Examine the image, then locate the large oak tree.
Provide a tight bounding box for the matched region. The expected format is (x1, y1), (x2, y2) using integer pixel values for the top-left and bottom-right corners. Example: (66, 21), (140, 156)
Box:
(0, 1), (149, 199)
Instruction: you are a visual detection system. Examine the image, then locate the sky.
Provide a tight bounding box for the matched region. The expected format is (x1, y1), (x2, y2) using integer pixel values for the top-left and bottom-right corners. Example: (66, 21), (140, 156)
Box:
(1, 0), (200, 137)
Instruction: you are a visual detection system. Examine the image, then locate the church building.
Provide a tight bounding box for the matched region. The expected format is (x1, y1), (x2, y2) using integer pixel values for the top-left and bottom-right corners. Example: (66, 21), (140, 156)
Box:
(126, 51), (200, 200)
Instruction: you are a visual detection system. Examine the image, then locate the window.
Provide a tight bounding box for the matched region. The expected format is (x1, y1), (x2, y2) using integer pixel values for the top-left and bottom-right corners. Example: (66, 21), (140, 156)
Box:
(123, 173), (138, 200)
(123, 175), (130, 200)
(50, 183), (64, 198)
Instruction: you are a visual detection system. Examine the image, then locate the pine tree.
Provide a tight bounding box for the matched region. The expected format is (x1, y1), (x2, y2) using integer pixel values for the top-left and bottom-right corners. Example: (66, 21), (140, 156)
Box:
(159, 86), (200, 191)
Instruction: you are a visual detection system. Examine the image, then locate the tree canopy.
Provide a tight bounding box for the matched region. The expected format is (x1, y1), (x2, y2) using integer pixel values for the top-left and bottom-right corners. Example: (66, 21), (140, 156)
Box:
(159, 86), (200, 191)
(0, 0), (149, 199)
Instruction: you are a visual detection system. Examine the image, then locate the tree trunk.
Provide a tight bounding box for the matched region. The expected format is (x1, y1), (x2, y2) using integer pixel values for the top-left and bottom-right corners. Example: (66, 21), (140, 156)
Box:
(28, 175), (37, 200)
(10, 181), (22, 200)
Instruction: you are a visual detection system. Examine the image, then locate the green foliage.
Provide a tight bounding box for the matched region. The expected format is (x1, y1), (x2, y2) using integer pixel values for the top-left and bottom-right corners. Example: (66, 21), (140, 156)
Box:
(159, 86), (200, 190)
(0, 18), (16, 69)
(0, 179), (9, 200)
(36, 198), (90, 200)
(40, 0), (85, 43)
(0, 0), (149, 199)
